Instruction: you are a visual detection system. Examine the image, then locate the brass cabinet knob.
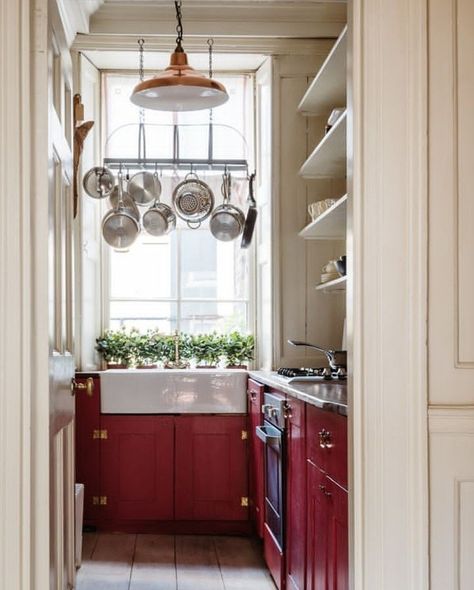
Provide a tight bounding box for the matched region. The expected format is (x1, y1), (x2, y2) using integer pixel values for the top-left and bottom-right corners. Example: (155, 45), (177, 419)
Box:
(319, 483), (332, 497)
(318, 428), (333, 449)
(71, 377), (94, 397)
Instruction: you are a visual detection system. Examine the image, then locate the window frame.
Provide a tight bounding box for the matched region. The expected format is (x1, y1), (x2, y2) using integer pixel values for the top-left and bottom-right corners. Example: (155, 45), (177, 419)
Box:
(99, 70), (257, 336)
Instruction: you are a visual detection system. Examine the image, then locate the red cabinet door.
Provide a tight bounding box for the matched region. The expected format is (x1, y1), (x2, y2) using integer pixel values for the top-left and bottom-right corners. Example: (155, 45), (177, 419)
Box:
(327, 478), (349, 590)
(306, 460), (349, 590)
(100, 415), (174, 523)
(306, 404), (348, 490)
(248, 378), (265, 537)
(75, 375), (101, 524)
(286, 397), (306, 590)
(306, 460), (330, 590)
(175, 415), (248, 521)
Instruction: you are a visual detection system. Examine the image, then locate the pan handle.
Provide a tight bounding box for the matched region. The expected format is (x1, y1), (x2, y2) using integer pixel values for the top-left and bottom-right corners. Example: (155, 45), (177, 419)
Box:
(248, 172), (256, 206)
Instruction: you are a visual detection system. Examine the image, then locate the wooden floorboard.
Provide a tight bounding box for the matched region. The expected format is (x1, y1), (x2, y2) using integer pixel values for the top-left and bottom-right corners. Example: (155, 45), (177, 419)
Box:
(213, 536), (277, 590)
(175, 535), (225, 590)
(130, 535), (177, 590)
(76, 533), (136, 590)
(76, 533), (274, 590)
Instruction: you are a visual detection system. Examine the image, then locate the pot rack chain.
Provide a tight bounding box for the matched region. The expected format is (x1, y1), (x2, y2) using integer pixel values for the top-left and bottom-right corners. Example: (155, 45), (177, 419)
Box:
(137, 38), (146, 160)
(208, 38), (214, 160)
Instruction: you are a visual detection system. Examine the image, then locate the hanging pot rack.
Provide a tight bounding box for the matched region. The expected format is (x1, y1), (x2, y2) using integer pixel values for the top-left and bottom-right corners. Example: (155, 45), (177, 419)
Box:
(102, 121), (250, 174)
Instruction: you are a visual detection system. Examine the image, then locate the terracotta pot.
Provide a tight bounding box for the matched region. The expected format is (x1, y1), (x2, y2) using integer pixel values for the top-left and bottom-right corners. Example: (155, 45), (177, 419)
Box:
(106, 363), (128, 369)
(226, 364), (247, 370)
(196, 365), (217, 369)
(136, 364), (158, 369)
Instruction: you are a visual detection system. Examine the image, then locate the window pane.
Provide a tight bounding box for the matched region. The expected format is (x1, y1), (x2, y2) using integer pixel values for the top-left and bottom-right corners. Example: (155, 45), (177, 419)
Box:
(180, 301), (248, 334)
(110, 234), (177, 299)
(110, 301), (177, 333)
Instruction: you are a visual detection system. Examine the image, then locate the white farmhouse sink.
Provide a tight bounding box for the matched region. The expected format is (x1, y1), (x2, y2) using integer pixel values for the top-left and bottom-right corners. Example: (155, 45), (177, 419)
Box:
(100, 369), (248, 414)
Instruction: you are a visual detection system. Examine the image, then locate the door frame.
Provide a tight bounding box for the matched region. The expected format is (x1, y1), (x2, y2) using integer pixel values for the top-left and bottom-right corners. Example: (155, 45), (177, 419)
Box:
(0, 1), (430, 589)
(349, 0), (429, 589)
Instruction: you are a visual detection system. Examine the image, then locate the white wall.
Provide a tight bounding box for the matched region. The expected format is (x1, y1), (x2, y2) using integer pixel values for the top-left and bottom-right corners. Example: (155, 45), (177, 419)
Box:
(428, 0), (474, 587)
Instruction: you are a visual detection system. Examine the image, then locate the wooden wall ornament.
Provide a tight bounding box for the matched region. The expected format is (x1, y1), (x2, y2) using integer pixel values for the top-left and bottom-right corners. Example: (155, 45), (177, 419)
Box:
(73, 93), (94, 218)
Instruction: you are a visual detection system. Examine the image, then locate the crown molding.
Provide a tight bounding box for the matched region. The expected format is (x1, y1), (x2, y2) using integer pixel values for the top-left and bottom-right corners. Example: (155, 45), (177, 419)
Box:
(89, 1), (346, 37)
(55, 0), (104, 46)
(73, 34), (335, 57)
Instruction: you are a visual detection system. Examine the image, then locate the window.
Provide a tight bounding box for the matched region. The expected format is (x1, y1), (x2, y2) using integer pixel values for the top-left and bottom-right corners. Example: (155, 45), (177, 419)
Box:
(103, 72), (254, 334)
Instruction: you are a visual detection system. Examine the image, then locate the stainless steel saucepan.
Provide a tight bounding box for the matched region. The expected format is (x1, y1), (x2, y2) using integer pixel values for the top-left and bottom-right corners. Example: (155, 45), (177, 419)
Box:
(83, 166), (115, 199)
(142, 189), (176, 237)
(210, 172), (245, 242)
(102, 172), (140, 250)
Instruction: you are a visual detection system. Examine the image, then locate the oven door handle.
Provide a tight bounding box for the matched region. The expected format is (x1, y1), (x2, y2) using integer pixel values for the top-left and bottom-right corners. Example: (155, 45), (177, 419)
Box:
(256, 425), (282, 446)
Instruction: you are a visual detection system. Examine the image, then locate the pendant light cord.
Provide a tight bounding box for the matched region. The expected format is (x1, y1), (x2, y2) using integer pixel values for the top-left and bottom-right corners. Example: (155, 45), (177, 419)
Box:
(175, 1), (184, 52)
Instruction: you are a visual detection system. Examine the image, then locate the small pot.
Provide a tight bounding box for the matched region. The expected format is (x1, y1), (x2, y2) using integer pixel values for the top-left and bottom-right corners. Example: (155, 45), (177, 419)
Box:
(143, 200), (176, 237)
(136, 364), (158, 369)
(83, 166), (115, 199)
(210, 172), (245, 242)
(226, 364), (247, 370)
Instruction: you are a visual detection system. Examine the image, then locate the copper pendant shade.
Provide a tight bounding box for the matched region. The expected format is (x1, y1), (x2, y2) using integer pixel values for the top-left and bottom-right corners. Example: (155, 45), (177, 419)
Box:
(130, 49), (229, 112)
(130, 2), (228, 112)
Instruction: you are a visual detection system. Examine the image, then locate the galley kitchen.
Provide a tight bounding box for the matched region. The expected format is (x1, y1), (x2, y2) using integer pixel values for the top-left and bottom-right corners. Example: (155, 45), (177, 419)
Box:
(2, 1), (470, 590)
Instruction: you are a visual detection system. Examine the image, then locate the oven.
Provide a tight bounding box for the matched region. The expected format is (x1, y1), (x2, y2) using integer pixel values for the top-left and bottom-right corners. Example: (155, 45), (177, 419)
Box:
(256, 391), (287, 589)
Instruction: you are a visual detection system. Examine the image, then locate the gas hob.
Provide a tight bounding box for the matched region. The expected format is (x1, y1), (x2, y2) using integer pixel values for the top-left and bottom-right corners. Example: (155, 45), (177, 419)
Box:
(276, 367), (346, 383)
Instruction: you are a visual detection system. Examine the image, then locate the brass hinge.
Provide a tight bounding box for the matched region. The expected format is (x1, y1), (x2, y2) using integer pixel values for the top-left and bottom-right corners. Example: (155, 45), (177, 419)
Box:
(241, 496), (249, 507)
(100, 496), (107, 505)
(92, 496), (108, 506)
(241, 430), (248, 440)
(93, 429), (108, 440)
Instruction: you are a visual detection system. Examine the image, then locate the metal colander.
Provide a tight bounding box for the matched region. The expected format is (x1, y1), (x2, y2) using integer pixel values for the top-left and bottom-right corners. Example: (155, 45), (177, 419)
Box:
(172, 173), (214, 228)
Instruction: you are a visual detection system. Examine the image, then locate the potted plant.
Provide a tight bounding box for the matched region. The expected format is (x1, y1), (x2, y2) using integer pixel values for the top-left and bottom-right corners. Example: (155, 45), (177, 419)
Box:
(224, 332), (255, 369)
(134, 329), (164, 368)
(192, 332), (224, 368)
(96, 327), (137, 369)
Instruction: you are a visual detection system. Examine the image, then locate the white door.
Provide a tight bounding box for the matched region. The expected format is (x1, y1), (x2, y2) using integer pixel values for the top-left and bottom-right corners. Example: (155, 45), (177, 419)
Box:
(48, 18), (76, 590)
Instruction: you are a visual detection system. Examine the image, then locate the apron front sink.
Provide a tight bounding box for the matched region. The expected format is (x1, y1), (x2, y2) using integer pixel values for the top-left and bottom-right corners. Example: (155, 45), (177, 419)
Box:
(100, 369), (248, 414)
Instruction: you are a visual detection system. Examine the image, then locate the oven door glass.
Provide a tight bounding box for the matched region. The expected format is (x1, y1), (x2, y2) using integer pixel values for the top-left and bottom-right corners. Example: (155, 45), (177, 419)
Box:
(256, 421), (284, 549)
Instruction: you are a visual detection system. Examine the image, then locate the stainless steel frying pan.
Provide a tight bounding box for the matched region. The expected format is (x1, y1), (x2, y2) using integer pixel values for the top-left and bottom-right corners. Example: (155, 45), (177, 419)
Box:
(83, 166), (115, 199)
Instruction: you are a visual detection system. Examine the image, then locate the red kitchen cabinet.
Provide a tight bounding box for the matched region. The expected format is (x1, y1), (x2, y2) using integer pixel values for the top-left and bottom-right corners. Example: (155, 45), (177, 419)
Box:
(248, 378), (265, 537)
(100, 415), (174, 524)
(306, 408), (348, 590)
(286, 397), (306, 590)
(75, 375), (101, 525)
(175, 415), (248, 521)
(306, 460), (330, 590)
(306, 404), (348, 490)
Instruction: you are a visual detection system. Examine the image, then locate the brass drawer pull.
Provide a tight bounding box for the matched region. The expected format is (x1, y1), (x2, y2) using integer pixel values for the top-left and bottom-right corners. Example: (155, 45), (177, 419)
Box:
(318, 428), (333, 449)
(71, 377), (94, 397)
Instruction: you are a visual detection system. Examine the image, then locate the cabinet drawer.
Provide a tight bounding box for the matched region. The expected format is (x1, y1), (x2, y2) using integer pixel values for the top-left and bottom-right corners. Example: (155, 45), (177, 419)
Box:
(306, 405), (347, 489)
(248, 378), (265, 404)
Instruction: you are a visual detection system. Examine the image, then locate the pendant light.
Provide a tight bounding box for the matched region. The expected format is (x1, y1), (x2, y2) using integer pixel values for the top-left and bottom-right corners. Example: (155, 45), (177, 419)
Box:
(130, 1), (229, 112)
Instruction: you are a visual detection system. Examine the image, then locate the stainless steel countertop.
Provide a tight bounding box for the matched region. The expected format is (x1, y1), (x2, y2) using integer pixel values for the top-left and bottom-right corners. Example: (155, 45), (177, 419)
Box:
(248, 370), (348, 416)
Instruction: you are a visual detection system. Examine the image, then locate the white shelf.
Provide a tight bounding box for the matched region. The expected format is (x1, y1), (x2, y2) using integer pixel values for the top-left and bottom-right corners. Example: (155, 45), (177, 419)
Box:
(299, 111), (347, 179)
(298, 26), (347, 116)
(315, 275), (347, 292)
(299, 195), (347, 240)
